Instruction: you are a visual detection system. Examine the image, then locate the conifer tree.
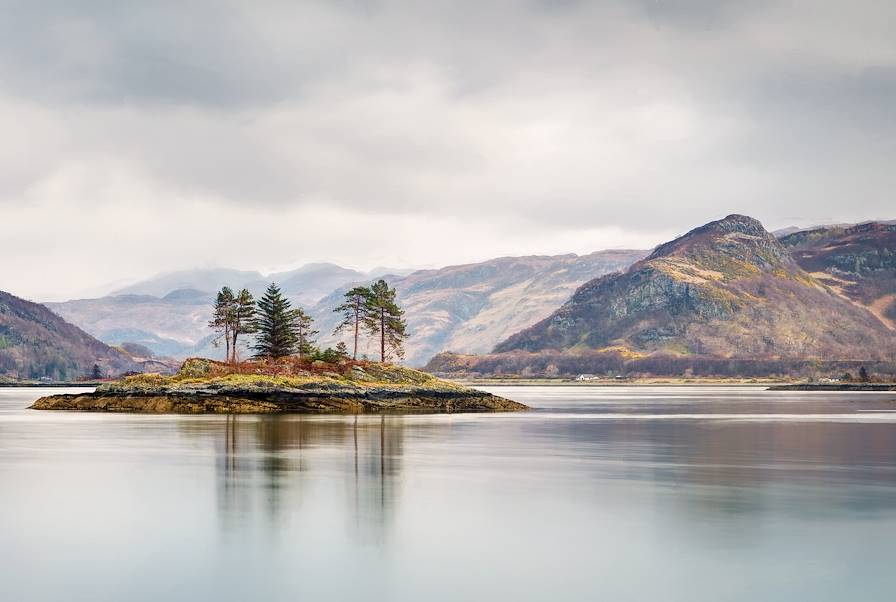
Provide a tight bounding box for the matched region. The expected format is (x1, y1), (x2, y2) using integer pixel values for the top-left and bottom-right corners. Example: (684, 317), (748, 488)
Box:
(209, 286), (235, 361)
(364, 279), (407, 363)
(333, 286), (373, 360)
(229, 288), (257, 363)
(294, 308), (319, 359)
(252, 283), (299, 359)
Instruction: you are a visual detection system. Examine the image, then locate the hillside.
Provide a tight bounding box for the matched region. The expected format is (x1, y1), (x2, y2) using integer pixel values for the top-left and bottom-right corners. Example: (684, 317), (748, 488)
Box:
(780, 222), (896, 330)
(436, 215), (896, 376)
(310, 250), (646, 365)
(0, 290), (141, 380)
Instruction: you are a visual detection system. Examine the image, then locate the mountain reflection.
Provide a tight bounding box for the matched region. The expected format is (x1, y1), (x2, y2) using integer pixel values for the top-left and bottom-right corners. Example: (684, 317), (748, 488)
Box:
(209, 415), (405, 542)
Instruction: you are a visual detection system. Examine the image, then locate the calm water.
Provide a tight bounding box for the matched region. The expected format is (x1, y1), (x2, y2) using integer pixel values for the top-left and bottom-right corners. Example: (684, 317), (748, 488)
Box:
(2, 386), (896, 601)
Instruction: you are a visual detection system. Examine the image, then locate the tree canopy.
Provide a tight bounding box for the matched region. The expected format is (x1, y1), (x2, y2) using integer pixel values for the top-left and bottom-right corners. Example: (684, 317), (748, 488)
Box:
(253, 283), (300, 359)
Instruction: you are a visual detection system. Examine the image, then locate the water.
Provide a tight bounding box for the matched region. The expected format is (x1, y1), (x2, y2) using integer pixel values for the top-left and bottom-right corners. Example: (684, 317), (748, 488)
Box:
(2, 385), (896, 601)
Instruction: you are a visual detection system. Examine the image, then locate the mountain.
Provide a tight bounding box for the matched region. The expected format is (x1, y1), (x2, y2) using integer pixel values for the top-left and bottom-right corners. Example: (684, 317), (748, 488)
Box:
(0, 290), (141, 380)
(780, 222), (896, 330)
(496, 214), (893, 357)
(429, 215), (895, 377)
(112, 263), (368, 306)
(266, 263), (366, 305)
(113, 268), (265, 298)
(310, 250), (646, 365)
(46, 292), (220, 360)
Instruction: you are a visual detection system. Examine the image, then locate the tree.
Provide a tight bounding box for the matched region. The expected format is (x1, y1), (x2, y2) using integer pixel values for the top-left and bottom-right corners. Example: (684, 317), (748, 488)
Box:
(229, 288), (257, 363)
(253, 283), (299, 359)
(335, 341), (349, 359)
(364, 279), (407, 363)
(333, 286), (373, 360)
(91, 363), (103, 380)
(209, 287), (236, 361)
(294, 308), (319, 359)
(859, 366), (870, 382)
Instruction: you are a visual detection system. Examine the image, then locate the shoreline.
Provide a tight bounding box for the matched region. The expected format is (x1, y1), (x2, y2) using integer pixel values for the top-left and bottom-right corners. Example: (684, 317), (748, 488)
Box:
(768, 383), (896, 391)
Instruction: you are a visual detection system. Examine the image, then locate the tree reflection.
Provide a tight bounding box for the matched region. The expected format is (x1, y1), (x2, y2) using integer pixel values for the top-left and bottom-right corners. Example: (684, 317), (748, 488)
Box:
(207, 414), (404, 542)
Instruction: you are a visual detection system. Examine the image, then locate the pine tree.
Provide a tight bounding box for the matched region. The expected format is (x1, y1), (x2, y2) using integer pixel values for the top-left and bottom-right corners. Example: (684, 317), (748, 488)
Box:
(252, 283), (299, 359)
(209, 287), (236, 361)
(333, 286), (373, 360)
(294, 308), (319, 359)
(364, 279), (407, 363)
(859, 366), (870, 382)
(335, 341), (349, 359)
(229, 288), (257, 363)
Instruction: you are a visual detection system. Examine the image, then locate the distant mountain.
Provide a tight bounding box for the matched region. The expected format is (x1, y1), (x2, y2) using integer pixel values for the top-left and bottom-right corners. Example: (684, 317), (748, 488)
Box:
(113, 268), (265, 298)
(781, 222), (896, 330)
(430, 215), (896, 377)
(311, 250), (646, 365)
(110, 263), (374, 307)
(52, 253), (644, 363)
(46, 293), (222, 360)
(265, 263), (366, 305)
(0, 290), (141, 380)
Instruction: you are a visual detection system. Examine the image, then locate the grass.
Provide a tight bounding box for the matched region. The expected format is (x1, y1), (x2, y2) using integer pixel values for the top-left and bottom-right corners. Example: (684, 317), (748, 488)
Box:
(106, 357), (464, 393)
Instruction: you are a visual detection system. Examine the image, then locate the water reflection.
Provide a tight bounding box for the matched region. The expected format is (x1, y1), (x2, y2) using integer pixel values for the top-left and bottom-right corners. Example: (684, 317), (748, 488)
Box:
(4, 386), (896, 601)
(209, 415), (406, 543)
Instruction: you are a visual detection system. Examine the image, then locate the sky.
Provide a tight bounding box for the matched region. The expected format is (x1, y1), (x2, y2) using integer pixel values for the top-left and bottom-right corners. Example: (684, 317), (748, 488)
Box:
(2, 0), (894, 301)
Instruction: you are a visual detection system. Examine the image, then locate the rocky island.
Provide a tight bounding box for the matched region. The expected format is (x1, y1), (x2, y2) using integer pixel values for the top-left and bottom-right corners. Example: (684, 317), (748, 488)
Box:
(30, 358), (527, 414)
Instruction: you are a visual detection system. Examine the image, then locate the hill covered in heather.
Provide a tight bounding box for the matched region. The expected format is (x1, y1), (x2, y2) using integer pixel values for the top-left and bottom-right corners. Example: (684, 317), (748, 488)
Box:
(0, 290), (142, 380)
(429, 215), (896, 377)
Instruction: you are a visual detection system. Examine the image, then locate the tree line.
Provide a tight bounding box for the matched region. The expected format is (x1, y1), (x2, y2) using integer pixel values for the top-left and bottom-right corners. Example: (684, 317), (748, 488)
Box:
(209, 279), (407, 363)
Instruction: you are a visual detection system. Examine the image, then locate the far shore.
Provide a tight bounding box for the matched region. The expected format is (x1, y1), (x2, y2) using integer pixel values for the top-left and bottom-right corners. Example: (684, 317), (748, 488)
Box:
(448, 377), (792, 386)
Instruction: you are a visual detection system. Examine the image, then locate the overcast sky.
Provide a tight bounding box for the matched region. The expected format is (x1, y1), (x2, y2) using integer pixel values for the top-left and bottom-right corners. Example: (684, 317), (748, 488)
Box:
(2, 1), (894, 300)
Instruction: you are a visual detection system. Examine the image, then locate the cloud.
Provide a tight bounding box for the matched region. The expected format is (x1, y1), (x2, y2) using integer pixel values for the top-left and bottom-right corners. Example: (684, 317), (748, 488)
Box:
(1, 1), (894, 298)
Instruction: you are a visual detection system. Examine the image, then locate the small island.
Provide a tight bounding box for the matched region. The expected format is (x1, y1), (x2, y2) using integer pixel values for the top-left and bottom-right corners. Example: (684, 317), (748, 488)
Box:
(31, 279), (528, 414)
(30, 357), (526, 414)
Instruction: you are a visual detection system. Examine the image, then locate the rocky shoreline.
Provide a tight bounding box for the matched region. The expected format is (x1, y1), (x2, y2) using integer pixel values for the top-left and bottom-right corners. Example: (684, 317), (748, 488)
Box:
(28, 358), (528, 414)
(767, 383), (896, 391)
(31, 386), (524, 414)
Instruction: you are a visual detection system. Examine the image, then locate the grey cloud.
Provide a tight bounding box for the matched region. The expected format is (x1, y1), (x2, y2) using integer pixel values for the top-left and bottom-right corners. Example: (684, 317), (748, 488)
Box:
(1, 0), (895, 277)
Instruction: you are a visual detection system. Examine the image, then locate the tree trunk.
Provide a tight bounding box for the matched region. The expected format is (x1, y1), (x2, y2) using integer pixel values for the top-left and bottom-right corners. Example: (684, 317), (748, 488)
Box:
(224, 324), (231, 364)
(353, 297), (360, 360)
(380, 308), (385, 363)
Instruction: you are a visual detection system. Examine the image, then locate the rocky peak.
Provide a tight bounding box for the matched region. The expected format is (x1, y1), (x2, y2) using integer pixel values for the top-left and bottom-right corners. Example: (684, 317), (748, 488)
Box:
(646, 214), (792, 273)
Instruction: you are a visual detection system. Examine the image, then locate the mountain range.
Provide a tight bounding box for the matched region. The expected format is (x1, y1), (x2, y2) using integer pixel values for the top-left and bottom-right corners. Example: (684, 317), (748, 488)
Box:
(48, 252), (645, 366)
(32, 215), (896, 379)
(428, 215), (896, 377)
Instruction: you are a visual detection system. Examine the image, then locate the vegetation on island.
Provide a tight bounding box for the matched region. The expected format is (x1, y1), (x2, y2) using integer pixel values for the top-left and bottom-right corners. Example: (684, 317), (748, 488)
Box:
(29, 355), (527, 413)
(208, 278), (407, 365)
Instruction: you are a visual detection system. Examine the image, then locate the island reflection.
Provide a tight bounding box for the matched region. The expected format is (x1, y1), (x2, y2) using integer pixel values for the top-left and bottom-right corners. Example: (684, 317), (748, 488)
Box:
(210, 415), (406, 543)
